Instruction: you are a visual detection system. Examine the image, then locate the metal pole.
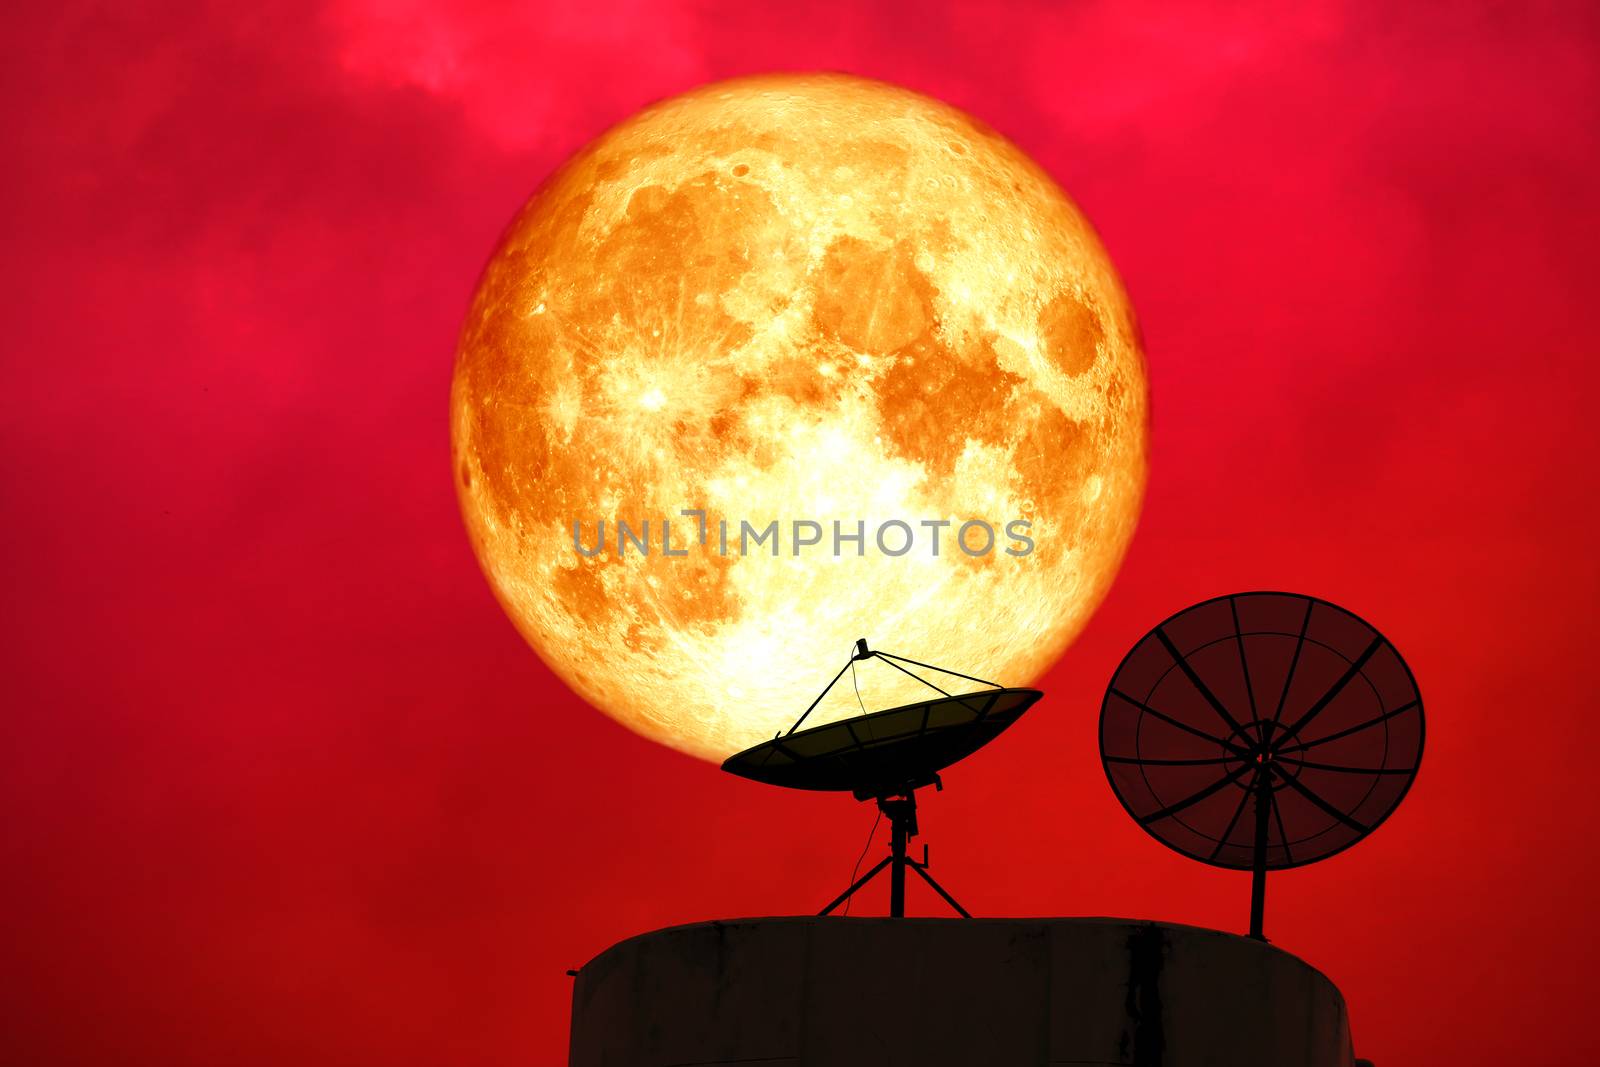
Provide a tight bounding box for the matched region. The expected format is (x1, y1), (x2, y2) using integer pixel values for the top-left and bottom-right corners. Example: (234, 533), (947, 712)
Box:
(1249, 771), (1271, 940)
(817, 856), (893, 916)
(889, 802), (908, 918)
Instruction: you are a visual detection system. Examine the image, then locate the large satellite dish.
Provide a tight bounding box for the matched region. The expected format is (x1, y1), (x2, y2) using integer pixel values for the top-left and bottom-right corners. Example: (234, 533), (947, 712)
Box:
(1099, 592), (1423, 940)
(724, 639), (1042, 917)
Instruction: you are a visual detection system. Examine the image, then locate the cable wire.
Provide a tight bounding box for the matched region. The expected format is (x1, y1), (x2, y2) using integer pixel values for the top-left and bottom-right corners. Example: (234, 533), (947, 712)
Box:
(841, 806), (882, 917)
(850, 655), (869, 717)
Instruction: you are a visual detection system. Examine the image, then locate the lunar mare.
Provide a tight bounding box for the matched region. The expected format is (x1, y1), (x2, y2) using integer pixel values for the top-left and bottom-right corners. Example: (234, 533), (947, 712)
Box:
(451, 73), (1148, 761)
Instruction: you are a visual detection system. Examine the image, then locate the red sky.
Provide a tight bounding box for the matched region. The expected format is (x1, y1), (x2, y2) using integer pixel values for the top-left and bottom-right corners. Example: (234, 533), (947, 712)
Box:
(5, 2), (1598, 1064)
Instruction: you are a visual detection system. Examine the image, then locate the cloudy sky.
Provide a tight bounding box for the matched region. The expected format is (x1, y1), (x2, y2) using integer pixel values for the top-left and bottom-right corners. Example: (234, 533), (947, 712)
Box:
(5, 2), (1598, 1063)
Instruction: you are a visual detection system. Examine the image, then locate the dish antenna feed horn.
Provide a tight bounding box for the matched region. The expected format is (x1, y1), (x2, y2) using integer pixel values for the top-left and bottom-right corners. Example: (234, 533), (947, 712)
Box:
(722, 638), (1043, 918)
(1099, 592), (1425, 941)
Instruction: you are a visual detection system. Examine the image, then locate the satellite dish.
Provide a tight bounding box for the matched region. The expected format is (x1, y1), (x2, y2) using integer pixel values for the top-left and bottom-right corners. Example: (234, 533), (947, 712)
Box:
(1099, 592), (1423, 941)
(723, 639), (1042, 917)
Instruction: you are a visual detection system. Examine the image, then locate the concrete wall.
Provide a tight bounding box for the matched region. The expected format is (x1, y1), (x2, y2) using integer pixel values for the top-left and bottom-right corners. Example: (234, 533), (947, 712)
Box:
(569, 917), (1354, 1067)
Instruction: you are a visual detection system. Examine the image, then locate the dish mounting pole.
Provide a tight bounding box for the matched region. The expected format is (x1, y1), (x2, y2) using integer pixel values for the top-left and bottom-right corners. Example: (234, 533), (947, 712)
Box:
(1249, 768), (1273, 941)
(817, 787), (971, 919)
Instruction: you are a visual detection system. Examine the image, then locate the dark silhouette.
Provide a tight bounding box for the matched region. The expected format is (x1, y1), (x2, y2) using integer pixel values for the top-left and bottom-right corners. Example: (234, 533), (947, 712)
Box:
(1099, 591), (1425, 941)
(722, 638), (1043, 916)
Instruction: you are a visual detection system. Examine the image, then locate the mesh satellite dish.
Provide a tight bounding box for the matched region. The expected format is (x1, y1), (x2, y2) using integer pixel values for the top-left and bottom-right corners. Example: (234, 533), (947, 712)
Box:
(724, 639), (1042, 917)
(1099, 592), (1423, 941)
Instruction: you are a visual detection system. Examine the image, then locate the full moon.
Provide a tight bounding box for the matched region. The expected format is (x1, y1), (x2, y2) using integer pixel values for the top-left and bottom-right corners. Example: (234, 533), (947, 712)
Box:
(451, 73), (1147, 762)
